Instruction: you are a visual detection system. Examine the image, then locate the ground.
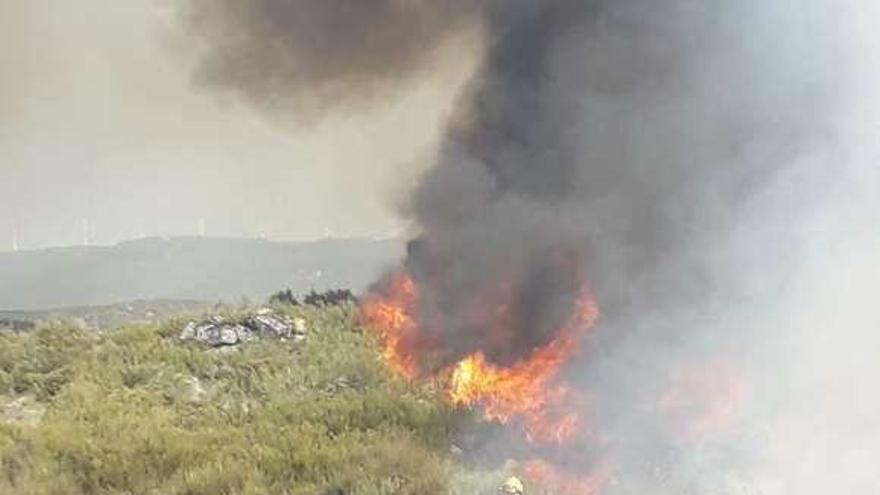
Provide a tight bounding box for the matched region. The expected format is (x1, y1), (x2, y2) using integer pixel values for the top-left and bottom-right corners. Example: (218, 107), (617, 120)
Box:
(0, 304), (503, 495)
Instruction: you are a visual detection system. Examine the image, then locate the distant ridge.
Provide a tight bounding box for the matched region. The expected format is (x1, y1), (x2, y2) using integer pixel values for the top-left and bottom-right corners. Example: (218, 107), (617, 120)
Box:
(0, 237), (404, 310)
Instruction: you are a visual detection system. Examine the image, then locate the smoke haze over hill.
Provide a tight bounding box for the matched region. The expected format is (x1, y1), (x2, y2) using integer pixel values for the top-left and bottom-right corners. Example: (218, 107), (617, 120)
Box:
(0, 0), (478, 250)
(0, 237), (402, 310)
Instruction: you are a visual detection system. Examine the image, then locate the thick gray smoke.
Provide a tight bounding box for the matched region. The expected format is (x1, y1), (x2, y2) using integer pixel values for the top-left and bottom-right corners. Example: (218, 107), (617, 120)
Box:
(407, 0), (835, 367)
(182, 0), (482, 121)
(181, 0), (877, 492)
(406, 3), (839, 491)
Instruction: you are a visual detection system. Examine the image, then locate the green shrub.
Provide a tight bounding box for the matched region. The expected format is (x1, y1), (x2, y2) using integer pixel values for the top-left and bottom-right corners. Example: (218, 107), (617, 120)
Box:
(0, 325), (93, 400)
(0, 307), (478, 494)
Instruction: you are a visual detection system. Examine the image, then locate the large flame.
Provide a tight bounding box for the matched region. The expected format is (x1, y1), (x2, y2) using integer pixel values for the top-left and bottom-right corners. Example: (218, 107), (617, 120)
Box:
(358, 273), (423, 379)
(360, 268), (607, 491)
(360, 268), (744, 493)
(360, 270), (598, 445)
(448, 292), (598, 444)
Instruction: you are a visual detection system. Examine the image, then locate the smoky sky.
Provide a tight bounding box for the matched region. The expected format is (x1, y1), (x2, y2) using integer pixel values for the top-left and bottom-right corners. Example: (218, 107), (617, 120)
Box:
(183, 0), (483, 122)
(0, 0), (474, 251)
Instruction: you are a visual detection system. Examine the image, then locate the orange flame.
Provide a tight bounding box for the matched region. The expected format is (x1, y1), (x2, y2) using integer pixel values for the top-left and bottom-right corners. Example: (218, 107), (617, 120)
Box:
(448, 293), (598, 444)
(361, 268), (747, 493)
(359, 273), (422, 378)
(359, 269), (606, 492)
(360, 271), (598, 445)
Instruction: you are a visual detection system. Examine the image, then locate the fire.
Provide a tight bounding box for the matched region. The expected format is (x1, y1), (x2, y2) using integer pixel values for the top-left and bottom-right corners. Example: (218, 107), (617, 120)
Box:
(360, 270), (598, 445)
(361, 267), (747, 492)
(359, 273), (422, 378)
(360, 269), (606, 491)
(449, 351), (581, 444)
(448, 293), (598, 444)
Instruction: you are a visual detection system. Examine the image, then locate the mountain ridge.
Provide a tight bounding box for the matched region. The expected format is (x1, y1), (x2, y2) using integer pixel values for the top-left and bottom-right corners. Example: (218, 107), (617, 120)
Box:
(0, 236), (403, 310)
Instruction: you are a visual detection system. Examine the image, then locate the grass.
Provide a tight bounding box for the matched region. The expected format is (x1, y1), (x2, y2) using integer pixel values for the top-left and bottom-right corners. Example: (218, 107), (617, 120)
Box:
(0, 304), (498, 495)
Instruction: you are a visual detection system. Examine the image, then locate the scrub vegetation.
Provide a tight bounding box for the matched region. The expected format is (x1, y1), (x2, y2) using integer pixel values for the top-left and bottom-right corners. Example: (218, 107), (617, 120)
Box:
(0, 305), (494, 495)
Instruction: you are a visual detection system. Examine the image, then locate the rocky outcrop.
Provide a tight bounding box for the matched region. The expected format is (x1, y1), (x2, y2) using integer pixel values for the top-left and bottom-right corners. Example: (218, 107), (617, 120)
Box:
(179, 309), (305, 347)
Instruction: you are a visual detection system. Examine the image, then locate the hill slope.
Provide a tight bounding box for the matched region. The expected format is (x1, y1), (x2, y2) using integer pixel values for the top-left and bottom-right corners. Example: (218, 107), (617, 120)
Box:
(0, 305), (503, 494)
(0, 237), (403, 310)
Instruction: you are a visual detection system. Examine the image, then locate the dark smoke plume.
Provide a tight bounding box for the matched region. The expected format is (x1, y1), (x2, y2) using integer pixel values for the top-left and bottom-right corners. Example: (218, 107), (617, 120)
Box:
(181, 0), (841, 488)
(182, 0), (482, 121)
(182, 0), (834, 373)
(408, 0), (833, 367)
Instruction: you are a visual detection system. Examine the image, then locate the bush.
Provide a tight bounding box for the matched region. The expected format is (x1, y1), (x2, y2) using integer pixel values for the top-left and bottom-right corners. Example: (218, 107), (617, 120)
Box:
(0, 325), (94, 400)
(0, 306), (476, 494)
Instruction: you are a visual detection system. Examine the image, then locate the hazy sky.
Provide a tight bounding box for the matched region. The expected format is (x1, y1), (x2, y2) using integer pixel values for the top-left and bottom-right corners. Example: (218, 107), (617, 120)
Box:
(0, 0), (478, 251)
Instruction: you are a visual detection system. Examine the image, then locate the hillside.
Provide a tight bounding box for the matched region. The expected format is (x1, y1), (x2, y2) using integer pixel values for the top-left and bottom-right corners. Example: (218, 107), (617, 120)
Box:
(0, 237), (403, 311)
(0, 299), (219, 332)
(0, 305), (503, 495)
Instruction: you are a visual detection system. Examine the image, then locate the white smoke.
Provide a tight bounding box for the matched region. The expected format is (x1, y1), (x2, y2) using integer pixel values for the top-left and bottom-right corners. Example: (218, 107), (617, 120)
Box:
(739, 2), (880, 492)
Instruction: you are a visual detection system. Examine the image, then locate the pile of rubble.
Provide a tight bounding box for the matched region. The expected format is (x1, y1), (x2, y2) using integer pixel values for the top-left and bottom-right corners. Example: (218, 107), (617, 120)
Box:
(179, 308), (306, 347)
